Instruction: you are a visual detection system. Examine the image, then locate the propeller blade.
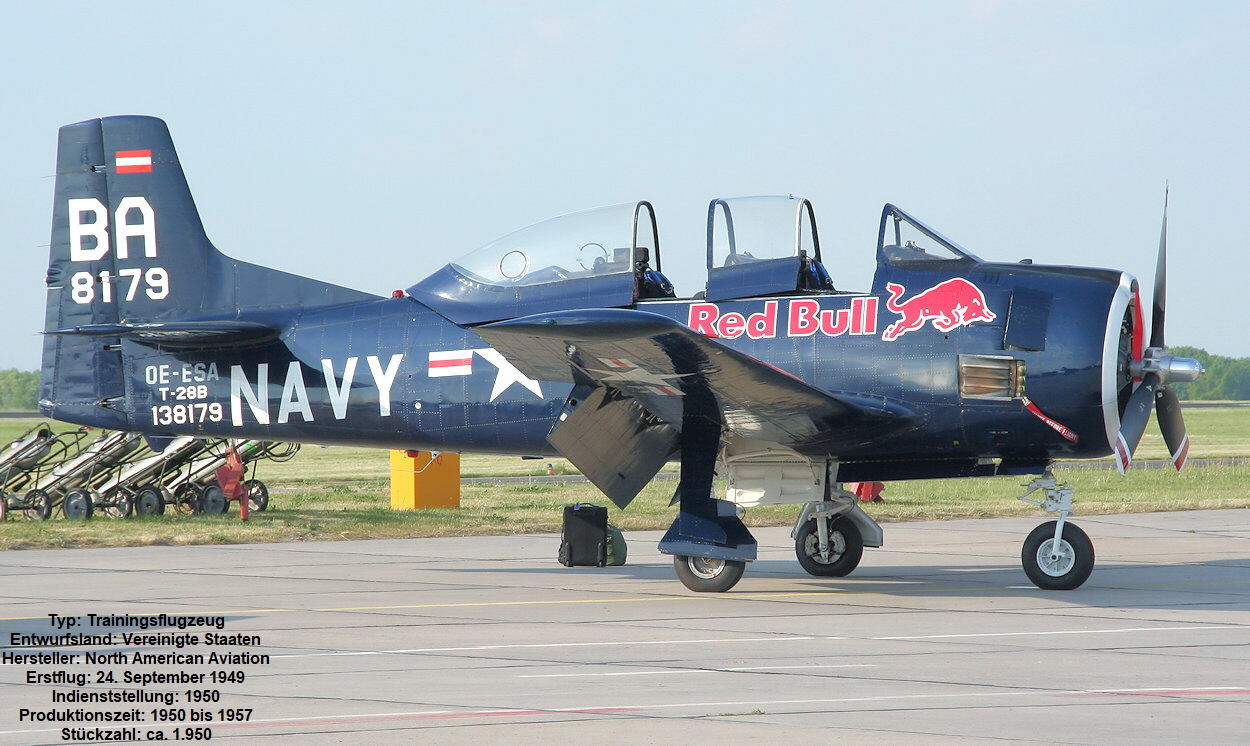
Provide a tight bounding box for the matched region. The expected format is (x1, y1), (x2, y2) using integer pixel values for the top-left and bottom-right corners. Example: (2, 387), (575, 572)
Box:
(1155, 386), (1190, 471)
(1150, 188), (1168, 348)
(1115, 372), (1159, 475)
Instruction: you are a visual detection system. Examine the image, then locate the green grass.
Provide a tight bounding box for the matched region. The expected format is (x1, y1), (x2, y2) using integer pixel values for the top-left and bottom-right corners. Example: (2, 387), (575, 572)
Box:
(1, 409), (1248, 550)
(1129, 407), (1250, 460)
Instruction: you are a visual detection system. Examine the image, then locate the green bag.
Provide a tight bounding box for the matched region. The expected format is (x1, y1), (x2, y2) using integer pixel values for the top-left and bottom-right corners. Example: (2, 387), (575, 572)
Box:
(605, 522), (627, 566)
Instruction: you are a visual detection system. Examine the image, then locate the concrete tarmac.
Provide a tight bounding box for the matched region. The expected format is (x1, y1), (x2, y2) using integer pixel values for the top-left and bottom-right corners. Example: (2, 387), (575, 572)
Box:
(2, 509), (1248, 744)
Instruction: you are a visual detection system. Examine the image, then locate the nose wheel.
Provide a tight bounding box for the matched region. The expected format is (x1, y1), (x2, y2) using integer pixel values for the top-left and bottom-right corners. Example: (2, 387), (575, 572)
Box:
(1021, 520), (1094, 590)
(1018, 471), (1095, 590)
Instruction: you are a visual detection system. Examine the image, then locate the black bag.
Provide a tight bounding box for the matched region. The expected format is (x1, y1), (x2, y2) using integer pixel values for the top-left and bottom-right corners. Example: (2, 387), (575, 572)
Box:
(559, 504), (608, 567)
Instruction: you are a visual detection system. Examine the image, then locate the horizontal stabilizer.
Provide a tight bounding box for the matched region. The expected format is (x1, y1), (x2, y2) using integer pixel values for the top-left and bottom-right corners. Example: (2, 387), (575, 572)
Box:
(46, 319), (278, 348)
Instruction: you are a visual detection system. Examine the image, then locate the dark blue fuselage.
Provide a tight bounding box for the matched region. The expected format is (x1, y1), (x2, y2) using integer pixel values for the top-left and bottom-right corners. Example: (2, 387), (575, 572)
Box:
(113, 258), (1123, 479)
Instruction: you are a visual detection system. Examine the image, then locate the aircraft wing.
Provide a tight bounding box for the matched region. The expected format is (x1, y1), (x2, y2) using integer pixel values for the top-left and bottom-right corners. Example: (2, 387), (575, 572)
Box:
(475, 308), (910, 506)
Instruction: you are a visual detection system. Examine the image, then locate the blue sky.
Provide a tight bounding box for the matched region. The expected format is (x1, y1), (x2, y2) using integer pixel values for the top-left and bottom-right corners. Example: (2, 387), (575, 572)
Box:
(3, 1), (1247, 370)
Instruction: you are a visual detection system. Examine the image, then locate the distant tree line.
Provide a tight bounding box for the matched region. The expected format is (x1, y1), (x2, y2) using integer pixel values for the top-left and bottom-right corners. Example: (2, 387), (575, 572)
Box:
(0, 369), (40, 410)
(0, 349), (1245, 412)
(1169, 347), (1250, 401)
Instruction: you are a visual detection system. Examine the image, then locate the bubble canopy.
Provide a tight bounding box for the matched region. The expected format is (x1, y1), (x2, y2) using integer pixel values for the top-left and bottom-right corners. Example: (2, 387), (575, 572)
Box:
(409, 201), (661, 325)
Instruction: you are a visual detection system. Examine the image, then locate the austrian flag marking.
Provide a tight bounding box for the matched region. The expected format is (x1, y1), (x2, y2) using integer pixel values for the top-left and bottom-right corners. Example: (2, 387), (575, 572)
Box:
(428, 350), (473, 377)
(115, 149), (153, 173)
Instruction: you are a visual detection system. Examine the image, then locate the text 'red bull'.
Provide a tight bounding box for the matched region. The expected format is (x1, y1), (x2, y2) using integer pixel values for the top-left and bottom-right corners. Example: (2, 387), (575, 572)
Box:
(688, 298), (879, 339)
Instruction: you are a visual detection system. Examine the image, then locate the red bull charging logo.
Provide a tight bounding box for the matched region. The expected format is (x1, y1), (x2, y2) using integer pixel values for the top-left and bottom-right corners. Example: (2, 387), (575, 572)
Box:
(881, 279), (997, 341)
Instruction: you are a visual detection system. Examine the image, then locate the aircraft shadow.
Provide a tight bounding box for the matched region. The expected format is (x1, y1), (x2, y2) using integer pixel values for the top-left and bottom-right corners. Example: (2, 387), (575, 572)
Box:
(421, 557), (1250, 608)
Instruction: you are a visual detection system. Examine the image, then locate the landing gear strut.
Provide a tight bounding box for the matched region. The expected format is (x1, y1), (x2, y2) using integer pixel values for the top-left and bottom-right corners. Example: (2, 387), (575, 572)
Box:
(1018, 470), (1095, 590)
(659, 381), (757, 593)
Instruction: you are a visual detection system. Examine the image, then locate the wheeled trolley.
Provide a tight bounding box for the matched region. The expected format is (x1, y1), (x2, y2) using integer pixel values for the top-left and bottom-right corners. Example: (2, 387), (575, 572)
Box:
(0, 425), (89, 521)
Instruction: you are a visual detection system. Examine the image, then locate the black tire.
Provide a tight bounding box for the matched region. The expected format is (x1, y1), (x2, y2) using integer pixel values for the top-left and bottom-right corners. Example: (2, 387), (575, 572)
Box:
(173, 483), (200, 514)
(102, 491), (133, 519)
(199, 484), (227, 515)
(673, 555), (746, 592)
(63, 488), (93, 520)
(1022, 521), (1094, 590)
(23, 489), (53, 521)
(134, 486), (166, 517)
(245, 480), (269, 512)
(795, 515), (864, 577)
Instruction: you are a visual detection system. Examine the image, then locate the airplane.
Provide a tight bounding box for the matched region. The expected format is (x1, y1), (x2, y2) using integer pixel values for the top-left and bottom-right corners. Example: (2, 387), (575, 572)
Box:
(39, 115), (1204, 592)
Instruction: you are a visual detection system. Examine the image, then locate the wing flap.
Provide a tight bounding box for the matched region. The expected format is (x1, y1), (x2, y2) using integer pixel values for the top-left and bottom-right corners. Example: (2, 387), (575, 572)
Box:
(548, 384), (679, 508)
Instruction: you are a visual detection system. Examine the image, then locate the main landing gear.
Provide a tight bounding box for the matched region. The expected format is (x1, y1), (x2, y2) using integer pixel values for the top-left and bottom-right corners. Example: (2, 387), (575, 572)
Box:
(660, 390), (757, 593)
(663, 494), (758, 593)
(1017, 470), (1095, 590)
(791, 489), (880, 577)
(662, 426), (1092, 591)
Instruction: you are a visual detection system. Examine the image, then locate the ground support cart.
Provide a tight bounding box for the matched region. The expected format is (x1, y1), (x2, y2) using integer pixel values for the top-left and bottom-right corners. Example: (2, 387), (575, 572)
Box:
(0, 425), (88, 521)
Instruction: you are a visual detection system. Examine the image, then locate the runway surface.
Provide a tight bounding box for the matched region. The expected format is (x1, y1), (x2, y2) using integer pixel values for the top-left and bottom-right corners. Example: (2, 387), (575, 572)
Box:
(2, 509), (1248, 744)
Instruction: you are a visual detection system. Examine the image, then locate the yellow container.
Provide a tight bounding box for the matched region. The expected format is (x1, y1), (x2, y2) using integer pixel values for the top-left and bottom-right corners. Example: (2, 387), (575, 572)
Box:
(390, 450), (460, 509)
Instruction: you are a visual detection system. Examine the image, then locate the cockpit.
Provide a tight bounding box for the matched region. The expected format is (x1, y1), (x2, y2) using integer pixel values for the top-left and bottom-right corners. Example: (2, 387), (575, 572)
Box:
(705, 196), (834, 301)
(407, 195), (974, 324)
(408, 201), (673, 325)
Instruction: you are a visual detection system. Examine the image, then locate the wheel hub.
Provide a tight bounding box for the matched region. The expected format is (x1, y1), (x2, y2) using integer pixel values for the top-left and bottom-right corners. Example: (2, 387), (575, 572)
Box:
(1035, 538), (1076, 577)
(803, 532), (846, 563)
(688, 557), (726, 579)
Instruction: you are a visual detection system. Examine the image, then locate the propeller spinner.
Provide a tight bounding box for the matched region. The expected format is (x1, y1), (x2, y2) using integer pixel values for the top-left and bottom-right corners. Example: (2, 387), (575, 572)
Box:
(1114, 190), (1204, 474)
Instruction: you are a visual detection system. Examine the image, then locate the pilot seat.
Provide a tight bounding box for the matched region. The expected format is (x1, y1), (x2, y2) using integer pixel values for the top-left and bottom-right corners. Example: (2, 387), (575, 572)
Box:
(632, 246), (675, 299)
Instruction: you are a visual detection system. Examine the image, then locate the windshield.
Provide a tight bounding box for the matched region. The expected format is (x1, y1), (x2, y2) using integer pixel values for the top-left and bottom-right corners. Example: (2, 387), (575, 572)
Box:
(877, 204), (981, 265)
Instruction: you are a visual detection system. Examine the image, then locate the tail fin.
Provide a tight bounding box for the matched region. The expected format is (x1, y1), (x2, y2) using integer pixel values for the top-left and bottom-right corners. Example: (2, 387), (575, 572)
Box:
(41, 116), (374, 427)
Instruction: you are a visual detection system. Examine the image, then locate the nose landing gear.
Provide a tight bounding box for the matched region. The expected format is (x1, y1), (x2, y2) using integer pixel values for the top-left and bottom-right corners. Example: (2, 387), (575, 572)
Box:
(1018, 470), (1095, 590)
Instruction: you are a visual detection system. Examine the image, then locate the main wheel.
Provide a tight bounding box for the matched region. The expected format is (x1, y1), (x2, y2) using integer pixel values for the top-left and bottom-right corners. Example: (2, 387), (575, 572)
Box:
(134, 486), (166, 517)
(244, 480), (269, 512)
(1022, 521), (1094, 590)
(673, 555), (746, 592)
(199, 484), (227, 515)
(63, 488), (93, 520)
(795, 515), (864, 577)
(23, 489), (53, 521)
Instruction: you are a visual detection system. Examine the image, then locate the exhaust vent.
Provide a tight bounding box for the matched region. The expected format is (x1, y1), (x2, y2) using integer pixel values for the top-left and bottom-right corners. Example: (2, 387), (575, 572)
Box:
(959, 354), (1025, 400)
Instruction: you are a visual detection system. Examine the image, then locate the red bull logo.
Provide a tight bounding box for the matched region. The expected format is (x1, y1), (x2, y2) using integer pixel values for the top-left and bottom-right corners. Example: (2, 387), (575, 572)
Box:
(881, 279), (996, 341)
